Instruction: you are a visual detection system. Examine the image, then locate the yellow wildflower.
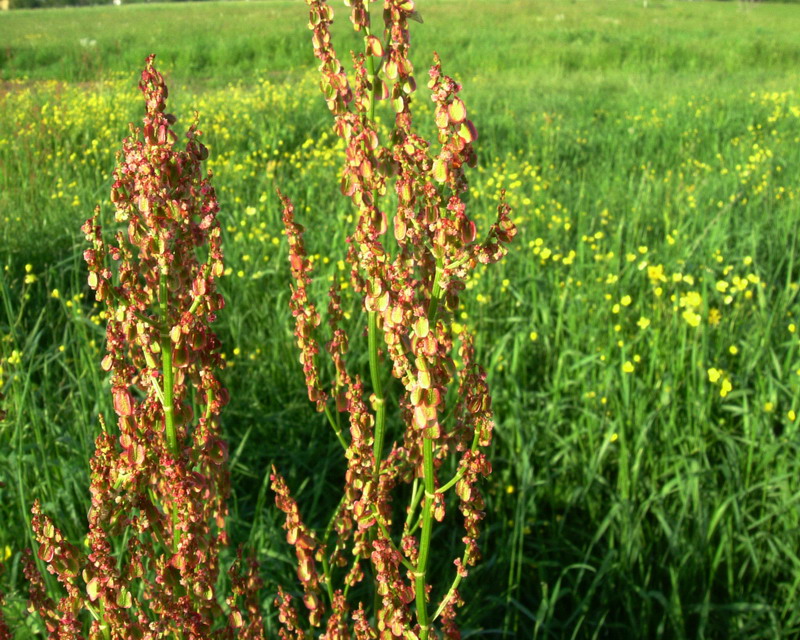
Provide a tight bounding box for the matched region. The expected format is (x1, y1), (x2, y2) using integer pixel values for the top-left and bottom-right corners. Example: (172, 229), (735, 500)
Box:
(647, 264), (666, 283)
(682, 310), (701, 327)
(681, 291), (702, 308)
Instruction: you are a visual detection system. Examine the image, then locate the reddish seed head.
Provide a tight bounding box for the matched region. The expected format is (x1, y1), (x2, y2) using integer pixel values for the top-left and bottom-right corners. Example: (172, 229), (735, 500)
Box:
(275, 1), (515, 636)
(26, 55), (264, 639)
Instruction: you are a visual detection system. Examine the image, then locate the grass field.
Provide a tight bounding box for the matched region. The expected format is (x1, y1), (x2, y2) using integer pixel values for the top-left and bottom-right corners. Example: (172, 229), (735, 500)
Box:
(2, 0), (800, 637)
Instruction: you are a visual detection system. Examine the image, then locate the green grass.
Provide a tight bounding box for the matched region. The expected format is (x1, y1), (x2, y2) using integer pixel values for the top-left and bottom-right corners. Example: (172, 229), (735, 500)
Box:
(2, 0), (800, 637)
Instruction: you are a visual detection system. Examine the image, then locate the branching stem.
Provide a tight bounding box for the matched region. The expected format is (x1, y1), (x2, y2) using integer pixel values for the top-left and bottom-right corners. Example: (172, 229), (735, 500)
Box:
(159, 270), (180, 558)
(415, 436), (436, 639)
(159, 271), (177, 458)
(324, 403), (349, 451)
(368, 311), (386, 478)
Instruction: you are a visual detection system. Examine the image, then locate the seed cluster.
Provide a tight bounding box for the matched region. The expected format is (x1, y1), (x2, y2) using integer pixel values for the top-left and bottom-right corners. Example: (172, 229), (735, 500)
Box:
(24, 56), (263, 639)
(271, 0), (516, 637)
(19, 3), (514, 636)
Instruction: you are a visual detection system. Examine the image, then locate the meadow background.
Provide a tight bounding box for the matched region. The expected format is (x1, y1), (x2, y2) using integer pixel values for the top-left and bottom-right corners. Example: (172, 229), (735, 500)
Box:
(2, 0), (800, 637)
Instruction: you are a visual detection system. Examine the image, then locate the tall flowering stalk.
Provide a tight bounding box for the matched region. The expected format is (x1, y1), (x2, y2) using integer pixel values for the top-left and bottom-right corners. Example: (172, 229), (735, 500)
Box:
(272, 1), (516, 637)
(25, 55), (264, 639)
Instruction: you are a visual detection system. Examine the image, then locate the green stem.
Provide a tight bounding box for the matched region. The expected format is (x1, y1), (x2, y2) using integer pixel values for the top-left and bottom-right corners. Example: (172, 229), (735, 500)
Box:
(371, 505), (416, 573)
(362, 2), (389, 623)
(438, 430), (480, 495)
(432, 545), (469, 621)
(421, 407), (481, 627)
(413, 260), (445, 562)
(427, 261), (444, 326)
(362, 0), (385, 481)
(159, 272), (177, 457)
(204, 388), (213, 421)
(319, 492), (348, 606)
(321, 554), (335, 607)
(368, 314), (387, 625)
(369, 311), (386, 478)
(323, 494), (347, 548)
(404, 478), (423, 531)
(438, 467), (465, 496)
(93, 600), (111, 640)
(342, 553), (361, 600)
(187, 264), (210, 316)
(444, 253), (471, 272)
(415, 436), (436, 639)
(324, 403), (349, 451)
(364, 21), (379, 125)
(159, 271), (180, 555)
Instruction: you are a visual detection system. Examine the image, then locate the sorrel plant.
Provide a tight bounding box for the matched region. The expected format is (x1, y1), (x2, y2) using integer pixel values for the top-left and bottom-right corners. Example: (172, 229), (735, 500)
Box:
(270, 0), (516, 637)
(24, 56), (263, 639)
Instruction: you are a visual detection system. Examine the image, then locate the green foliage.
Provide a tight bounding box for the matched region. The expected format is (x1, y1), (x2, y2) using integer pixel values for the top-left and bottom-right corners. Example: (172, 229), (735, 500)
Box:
(2, 0), (800, 637)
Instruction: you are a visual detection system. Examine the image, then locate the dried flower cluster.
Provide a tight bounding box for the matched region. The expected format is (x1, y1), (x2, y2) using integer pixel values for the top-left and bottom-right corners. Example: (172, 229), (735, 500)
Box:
(17, 2), (514, 635)
(272, 1), (516, 638)
(25, 55), (263, 639)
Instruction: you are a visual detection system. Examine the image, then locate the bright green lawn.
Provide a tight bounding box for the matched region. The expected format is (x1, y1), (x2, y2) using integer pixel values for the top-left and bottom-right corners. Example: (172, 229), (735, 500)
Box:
(2, 1), (800, 637)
